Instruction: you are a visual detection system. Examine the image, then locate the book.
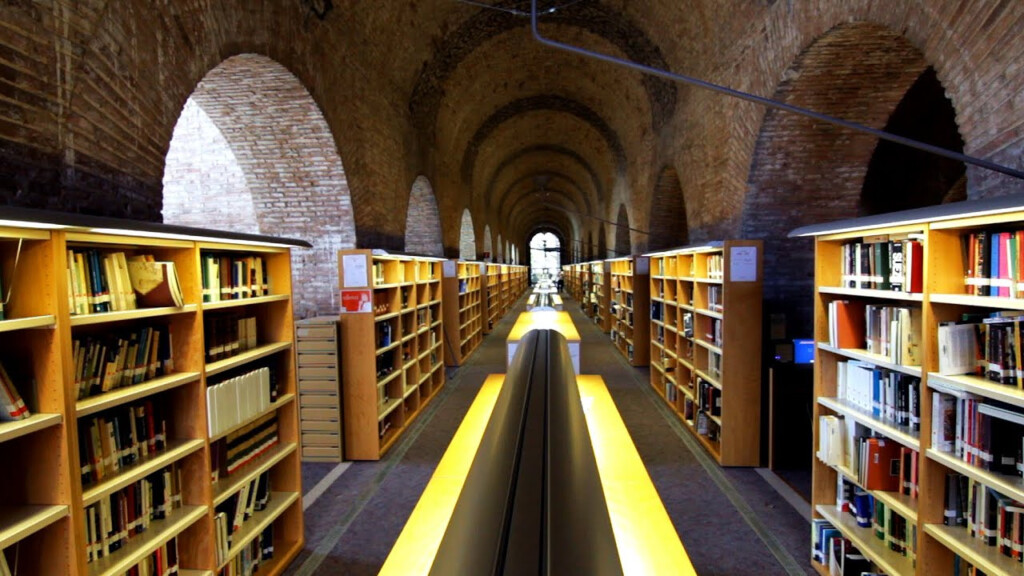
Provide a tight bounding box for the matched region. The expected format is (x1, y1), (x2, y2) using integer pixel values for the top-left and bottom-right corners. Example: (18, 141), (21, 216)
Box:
(828, 300), (866, 349)
(938, 322), (979, 375)
(0, 360), (30, 421)
(127, 257), (184, 308)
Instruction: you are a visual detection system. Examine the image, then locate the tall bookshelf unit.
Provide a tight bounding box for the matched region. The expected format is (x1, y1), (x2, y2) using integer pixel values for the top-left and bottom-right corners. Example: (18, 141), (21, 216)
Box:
(608, 256), (651, 366)
(646, 242), (763, 466)
(337, 251), (445, 461)
(792, 194), (1024, 576)
(442, 260), (484, 367)
(484, 264), (501, 334)
(589, 261), (611, 332)
(510, 265), (528, 297)
(578, 263), (592, 314)
(0, 208), (307, 576)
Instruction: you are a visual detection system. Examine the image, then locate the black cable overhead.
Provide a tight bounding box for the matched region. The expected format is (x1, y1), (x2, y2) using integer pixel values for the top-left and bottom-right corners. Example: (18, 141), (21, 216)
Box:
(521, 0), (1024, 181)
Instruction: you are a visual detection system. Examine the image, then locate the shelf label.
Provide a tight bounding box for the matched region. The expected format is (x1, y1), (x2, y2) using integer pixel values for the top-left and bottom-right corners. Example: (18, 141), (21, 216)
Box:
(340, 289), (372, 313)
(443, 260), (457, 278)
(342, 254), (368, 287)
(729, 246), (758, 282)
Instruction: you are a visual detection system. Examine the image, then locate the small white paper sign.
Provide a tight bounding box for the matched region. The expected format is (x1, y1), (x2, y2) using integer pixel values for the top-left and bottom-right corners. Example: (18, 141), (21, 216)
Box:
(342, 254), (368, 287)
(443, 260), (457, 278)
(637, 256), (650, 275)
(729, 246), (758, 282)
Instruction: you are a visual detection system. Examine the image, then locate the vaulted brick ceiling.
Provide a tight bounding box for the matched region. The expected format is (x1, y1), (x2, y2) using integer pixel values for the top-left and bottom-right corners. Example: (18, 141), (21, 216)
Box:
(403, 0), (681, 247)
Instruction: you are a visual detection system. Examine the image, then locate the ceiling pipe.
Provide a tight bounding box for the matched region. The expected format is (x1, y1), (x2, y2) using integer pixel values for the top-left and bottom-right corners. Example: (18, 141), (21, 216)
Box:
(528, 0), (1024, 181)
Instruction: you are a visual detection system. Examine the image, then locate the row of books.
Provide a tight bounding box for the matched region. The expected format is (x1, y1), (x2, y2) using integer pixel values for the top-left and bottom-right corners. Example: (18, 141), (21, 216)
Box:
(835, 360), (921, 432)
(125, 536), (179, 576)
(827, 301), (923, 367)
(839, 236), (924, 293)
(205, 314), (258, 363)
(813, 519), (871, 574)
(210, 413), (279, 481)
(217, 526), (274, 576)
(67, 250), (184, 315)
(937, 315), (1024, 390)
(945, 472), (1024, 561)
(963, 230), (1024, 298)
(818, 416), (919, 494)
(0, 360), (30, 421)
(206, 366), (275, 438)
(697, 377), (720, 417)
(930, 381), (1024, 475)
(79, 401), (167, 486)
(73, 325), (173, 400)
(837, 476), (915, 559)
(85, 464), (182, 563)
(706, 254), (723, 279)
(213, 471), (272, 562)
(706, 317), (722, 347)
(201, 254), (269, 303)
(707, 285), (723, 312)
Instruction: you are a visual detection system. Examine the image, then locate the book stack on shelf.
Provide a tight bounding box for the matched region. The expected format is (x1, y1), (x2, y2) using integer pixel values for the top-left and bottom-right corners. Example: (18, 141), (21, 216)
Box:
(646, 241), (762, 466)
(791, 193), (1024, 576)
(338, 251), (445, 460)
(608, 256), (650, 366)
(589, 261), (611, 332)
(442, 260), (483, 368)
(0, 210), (306, 576)
(294, 317), (342, 462)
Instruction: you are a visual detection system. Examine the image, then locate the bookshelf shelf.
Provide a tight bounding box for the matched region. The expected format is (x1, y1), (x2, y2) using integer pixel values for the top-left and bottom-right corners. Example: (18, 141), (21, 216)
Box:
(81, 438), (206, 506)
(0, 314), (56, 332)
(647, 241), (762, 466)
(179, 570), (214, 576)
(0, 210), (306, 575)
(824, 461), (918, 522)
(0, 504), (69, 549)
(210, 393), (295, 443)
(923, 523), (1020, 576)
(339, 250), (447, 460)
(791, 198), (1024, 575)
(0, 412), (62, 444)
(212, 442), (298, 506)
(817, 343), (923, 377)
(69, 304), (199, 327)
(818, 286), (924, 302)
(216, 492), (299, 571)
(608, 256), (650, 366)
(87, 505), (207, 576)
(201, 293), (290, 310)
(815, 504), (914, 576)
(75, 372), (202, 418)
(205, 341), (293, 377)
(817, 397), (920, 451)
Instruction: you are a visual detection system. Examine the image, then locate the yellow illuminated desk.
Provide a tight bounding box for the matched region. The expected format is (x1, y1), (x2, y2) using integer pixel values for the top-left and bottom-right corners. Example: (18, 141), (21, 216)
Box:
(379, 374), (695, 576)
(549, 293), (563, 310)
(507, 310), (580, 372)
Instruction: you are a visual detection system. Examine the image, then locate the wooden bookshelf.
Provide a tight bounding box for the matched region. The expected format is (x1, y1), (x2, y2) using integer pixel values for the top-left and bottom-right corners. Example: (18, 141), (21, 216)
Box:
(645, 242), (762, 466)
(338, 250), (446, 460)
(790, 194), (1024, 575)
(484, 263), (501, 334)
(442, 260), (483, 367)
(589, 261), (611, 332)
(0, 211), (308, 576)
(608, 256), (650, 366)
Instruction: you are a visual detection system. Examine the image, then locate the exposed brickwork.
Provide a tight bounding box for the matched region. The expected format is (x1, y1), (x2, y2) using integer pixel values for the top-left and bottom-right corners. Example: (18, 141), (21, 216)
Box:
(647, 166), (688, 253)
(459, 208), (476, 260)
(404, 176), (444, 257)
(614, 204), (631, 257)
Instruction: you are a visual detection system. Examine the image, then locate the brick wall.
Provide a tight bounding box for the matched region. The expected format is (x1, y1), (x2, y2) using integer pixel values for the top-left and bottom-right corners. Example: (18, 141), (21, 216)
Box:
(459, 209), (476, 260)
(404, 176), (444, 257)
(615, 204), (631, 257)
(162, 54), (356, 318)
(647, 167), (688, 253)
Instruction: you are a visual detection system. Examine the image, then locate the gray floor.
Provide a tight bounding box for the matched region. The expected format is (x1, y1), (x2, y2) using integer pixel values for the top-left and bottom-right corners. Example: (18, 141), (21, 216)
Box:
(284, 295), (815, 576)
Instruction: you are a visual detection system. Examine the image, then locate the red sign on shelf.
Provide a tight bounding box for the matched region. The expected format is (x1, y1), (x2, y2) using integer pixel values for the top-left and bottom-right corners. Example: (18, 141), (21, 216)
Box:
(340, 289), (372, 313)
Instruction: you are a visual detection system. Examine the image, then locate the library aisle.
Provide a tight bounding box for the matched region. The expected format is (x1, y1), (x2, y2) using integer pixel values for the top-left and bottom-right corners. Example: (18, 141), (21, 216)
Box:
(284, 293), (814, 576)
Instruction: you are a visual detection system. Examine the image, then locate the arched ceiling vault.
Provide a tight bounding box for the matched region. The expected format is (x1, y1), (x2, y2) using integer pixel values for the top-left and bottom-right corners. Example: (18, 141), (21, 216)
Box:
(486, 145), (603, 214)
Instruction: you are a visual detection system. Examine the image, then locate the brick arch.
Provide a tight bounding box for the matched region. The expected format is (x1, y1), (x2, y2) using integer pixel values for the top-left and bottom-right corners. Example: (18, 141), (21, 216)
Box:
(614, 204), (631, 257)
(497, 233), (504, 263)
(405, 175), (444, 257)
(584, 231), (593, 261)
(483, 224), (493, 260)
(648, 166), (688, 252)
(162, 53), (355, 318)
(742, 22), (936, 335)
(597, 223), (608, 260)
(459, 209), (477, 260)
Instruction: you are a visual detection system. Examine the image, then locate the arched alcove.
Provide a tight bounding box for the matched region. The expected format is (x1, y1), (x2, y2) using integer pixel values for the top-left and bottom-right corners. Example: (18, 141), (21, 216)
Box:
(614, 204), (631, 257)
(597, 224), (608, 260)
(405, 176), (444, 256)
(497, 234), (504, 263)
(742, 22), (960, 336)
(459, 209), (477, 260)
(648, 166), (688, 252)
(483, 225), (493, 261)
(162, 53), (355, 318)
